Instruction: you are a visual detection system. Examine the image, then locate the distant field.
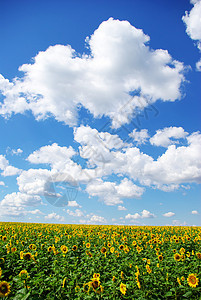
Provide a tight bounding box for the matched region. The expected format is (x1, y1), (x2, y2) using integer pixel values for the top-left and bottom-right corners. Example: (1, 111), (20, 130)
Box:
(0, 223), (200, 299)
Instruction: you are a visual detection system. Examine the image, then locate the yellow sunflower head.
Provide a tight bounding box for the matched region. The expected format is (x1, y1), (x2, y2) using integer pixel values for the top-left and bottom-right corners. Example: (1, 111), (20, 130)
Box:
(120, 282), (126, 295)
(174, 253), (181, 262)
(72, 245), (78, 251)
(187, 274), (199, 288)
(0, 281), (11, 297)
(23, 252), (32, 260)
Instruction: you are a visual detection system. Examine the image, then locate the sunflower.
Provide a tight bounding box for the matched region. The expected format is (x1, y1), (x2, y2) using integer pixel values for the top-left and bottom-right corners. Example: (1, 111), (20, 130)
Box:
(19, 270), (29, 278)
(2, 236), (7, 242)
(158, 255), (163, 261)
(11, 247), (17, 253)
(119, 244), (124, 251)
(72, 245), (78, 251)
(101, 247), (107, 254)
(0, 281), (11, 297)
(23, 252), (32, 260)
(48, 246), (52, 252)
(0, 268), (2, 278)
(86, 243), (90, 248)
(146, 264), (152, 274)
(93, 273), (100, 279)
(174, 253), (181, 261)
(196, 252), (201, 259)
(120, 282), (126, 295)
(90, 278), (100, 291)
(110, 247), (114, 253)
(187, 274), (199, 288)
(61, 245), (68, 254)
(177, 278), (181, 285)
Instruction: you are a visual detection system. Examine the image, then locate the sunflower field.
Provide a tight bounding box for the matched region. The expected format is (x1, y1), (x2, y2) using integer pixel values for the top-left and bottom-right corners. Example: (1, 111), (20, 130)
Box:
(0, 223), (200, 299)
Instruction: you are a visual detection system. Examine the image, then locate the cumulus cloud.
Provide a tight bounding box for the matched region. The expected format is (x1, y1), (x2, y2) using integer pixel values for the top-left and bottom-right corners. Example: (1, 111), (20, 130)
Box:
(14, 127), (201, 207)
(129, 129), (149, 145)
(192, 210), (199, 214)
(68, 200), (81, 207)
(182, 0), (201, 71)
(86, 178), (144, 205)
(163, 212), (175, 217)
(150, 127), (188, 147)
(118, 205), (127, 211)
(0, 154), (21, 176)
(0, 181), (5, 186)
(44, 212), (65, 222)
(125, 209), (155, 219)
(89, 214), (106, 223)
(66, 209), (84, 217)
(0, 192), (42, 218)
(0, 18), (185, 126)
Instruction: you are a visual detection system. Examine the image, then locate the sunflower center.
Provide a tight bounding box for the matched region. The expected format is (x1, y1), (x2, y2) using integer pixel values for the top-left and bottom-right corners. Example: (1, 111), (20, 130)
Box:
(0, 284), (8, 293)
(190, 276), (196, 284)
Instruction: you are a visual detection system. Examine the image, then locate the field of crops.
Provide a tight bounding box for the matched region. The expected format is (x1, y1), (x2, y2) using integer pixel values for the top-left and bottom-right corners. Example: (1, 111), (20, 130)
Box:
(0, 223), (200, 299)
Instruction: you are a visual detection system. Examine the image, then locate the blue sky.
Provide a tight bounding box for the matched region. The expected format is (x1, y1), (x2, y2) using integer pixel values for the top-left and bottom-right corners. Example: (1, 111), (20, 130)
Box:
(0, 0), (200, 225)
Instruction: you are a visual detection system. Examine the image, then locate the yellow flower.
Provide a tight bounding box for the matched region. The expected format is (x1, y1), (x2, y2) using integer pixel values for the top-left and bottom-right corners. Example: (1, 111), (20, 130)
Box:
(177, 277), (181, 285)
(196, 252), (201, 259)
(174, 253), (181, 261)
(23, 252), (32, 260)
(187, 274), (199, 288)
(101, 247), (107, 254)
(110, 247), (114, 253)
(86, 243), (90, 248)
(61, 245), (68, 254)
(158, 254), (163, 261)
(112, 276), (115, 282)
(19, 270), (29, 278)
(120, 282), (126, 295)
(119, 244), (124, 250)
(121, 271), (124, 279)
(90, 278), (100, 291)
(0, 281), (11, 297)
(0, 268), (2, 278)
(93, 273), (100, 279)
(146, 264), (152, 274)
(72, 245), (78, 251)
(181, 276), (185, 281)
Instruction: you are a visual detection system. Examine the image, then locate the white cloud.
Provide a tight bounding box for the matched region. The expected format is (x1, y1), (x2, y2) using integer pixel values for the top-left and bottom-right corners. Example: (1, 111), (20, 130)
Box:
(182, 0), (201, 71)
(11, 148), (23, 155)
(118, 205), (127, 211)
(129, 129), (149, 145)
(86, 178), (144, 205)
(125, 209), (155, 219)
(172, 219), (187, 226)
(0, 192), (41, 207)
(0, 18), (185, 126)
(68, 200), (81, 207)
(0, 192), (42, 218)
(192, 210), (199, 214)
(89, 214), (106, 223)
(0, 181), (5, 186)
(44, 212), (65, 222)
(0, 154), (21, 176)
(150, 127), (188, 147)
(27, 209), (44, 215)
(163, 212), (175, 217)
(66, 209), (84, 217)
